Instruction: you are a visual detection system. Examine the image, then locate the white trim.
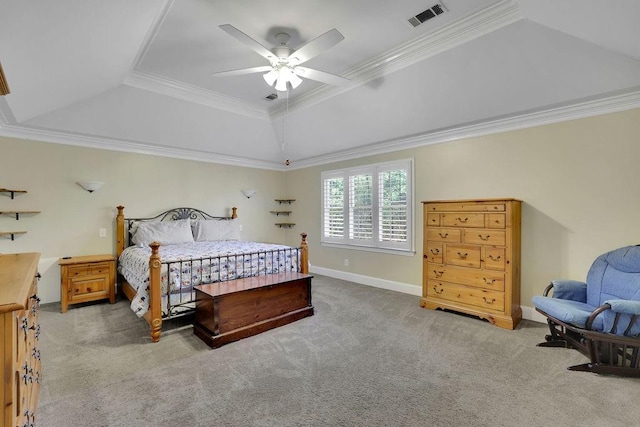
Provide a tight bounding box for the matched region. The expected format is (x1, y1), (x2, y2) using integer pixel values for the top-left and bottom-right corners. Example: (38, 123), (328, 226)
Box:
(310, 266), (422, 296)
(0, 123), (285, 170)
(2, 86), (639, 171)
(287, 86), (640, 169)
(124, 71), (270, 121)
(321, 242), (415, 256)
(311, 265), (546, 323)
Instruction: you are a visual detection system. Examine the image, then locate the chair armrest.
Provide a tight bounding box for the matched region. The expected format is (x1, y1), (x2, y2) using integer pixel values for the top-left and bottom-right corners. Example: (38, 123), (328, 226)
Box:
(545, 280), (587, 302)
(604, 299), (640, 316)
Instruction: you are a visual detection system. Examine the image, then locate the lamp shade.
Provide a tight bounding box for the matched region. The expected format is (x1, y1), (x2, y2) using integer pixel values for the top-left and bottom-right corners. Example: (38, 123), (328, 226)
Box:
(241, 189), (257, 199)
(77, 181), (104, 192)
(263, 69), (278, 86)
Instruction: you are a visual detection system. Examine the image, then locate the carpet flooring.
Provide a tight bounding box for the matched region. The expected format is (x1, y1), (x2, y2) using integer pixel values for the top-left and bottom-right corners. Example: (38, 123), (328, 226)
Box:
(37, 275), (639, 426)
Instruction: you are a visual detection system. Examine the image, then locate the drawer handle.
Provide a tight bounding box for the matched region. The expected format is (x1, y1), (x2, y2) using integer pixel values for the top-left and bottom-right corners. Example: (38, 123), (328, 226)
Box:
(438, 232), (448, 238)
(433, 285), (444, 295)
(430, 248), (440, 255)
(457, 252), (468, 259)
(482, 277), (495, 285)
(456, 217), (468, 223)
(478, 234), (490, 241)
(488, 254), (501, 261)
(433, 270), (444, 278)
(483, 297), (496, 305)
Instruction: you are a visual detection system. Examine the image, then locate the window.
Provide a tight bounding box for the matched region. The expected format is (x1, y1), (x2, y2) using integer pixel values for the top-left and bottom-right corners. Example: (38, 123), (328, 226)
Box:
(321, 159), (413, 253)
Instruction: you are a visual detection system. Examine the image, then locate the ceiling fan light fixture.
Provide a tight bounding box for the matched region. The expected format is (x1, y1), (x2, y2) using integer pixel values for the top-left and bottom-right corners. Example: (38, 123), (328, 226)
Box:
(289, 72), (302, 89)
(274, 76), (288, 92)
(263, 69), (278, 86)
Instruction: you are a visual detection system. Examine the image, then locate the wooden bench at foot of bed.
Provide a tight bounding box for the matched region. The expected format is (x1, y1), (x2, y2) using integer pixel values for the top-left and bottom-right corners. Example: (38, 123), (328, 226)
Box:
(193, 272), (314, 348)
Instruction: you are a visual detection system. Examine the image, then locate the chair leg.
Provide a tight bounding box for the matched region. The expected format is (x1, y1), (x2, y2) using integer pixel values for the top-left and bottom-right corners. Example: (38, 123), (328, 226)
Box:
(568, 362), (640, 377)
(536, 320), (572, 347)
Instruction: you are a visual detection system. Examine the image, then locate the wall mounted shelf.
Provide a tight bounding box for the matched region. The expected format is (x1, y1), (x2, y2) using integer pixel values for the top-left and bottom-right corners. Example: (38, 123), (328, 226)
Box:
(270, 211), (292, 216)
(0, 188), (27, 199)
(273, 198), (295, 227)
(0, 210), (41, 220)
(0, 231), (27, 240)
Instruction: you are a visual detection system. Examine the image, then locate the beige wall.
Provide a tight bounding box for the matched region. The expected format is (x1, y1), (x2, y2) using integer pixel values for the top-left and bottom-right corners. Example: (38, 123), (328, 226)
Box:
(288, 108), (640, 319)
(0, 137), (289, 302)
(2, 108), (639, 316)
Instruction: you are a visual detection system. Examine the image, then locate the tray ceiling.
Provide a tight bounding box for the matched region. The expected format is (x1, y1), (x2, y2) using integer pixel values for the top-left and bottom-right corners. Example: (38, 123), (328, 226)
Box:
(1, 0), (639, 170)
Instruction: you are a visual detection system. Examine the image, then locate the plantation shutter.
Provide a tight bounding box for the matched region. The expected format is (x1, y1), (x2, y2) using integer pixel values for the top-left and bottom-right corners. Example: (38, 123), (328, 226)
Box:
(322, 174), (345, 240)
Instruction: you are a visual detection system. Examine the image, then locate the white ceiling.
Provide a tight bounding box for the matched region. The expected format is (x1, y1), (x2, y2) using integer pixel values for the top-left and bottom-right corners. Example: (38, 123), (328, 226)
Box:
(1, 0), (639, 170)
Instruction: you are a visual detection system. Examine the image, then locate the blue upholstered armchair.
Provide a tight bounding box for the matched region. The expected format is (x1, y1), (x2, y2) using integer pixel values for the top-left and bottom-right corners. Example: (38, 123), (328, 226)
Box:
(532, 245), (640, 376)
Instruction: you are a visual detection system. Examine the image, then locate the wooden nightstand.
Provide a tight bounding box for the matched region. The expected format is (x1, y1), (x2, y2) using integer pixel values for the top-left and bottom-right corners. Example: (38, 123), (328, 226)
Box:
(58, 254), (116, 313)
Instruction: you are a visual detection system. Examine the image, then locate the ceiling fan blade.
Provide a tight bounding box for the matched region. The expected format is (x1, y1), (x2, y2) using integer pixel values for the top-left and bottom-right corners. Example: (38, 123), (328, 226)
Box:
(211, 65), (273, 77)
(219, 24), (276, 62)
(287, 29), (344, 66)
(294, 67), (350, 87)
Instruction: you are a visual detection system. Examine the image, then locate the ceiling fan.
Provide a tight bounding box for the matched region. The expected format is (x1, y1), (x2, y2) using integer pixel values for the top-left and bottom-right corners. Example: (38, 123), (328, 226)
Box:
(212, 24), (350, 92)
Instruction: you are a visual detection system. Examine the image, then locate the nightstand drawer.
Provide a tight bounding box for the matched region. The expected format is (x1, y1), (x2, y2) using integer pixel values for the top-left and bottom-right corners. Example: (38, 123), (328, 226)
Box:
(70, 275), (108, 296)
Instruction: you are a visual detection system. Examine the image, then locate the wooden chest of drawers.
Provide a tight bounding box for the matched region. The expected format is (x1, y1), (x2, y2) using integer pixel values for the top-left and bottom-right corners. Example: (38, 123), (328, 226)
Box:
(1, 252), (42, 427)
(421, 199), (522, 329)
(58, 254), (116, 313)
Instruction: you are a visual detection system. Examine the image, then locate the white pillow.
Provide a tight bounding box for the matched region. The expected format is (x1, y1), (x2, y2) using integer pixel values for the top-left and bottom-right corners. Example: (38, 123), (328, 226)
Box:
(131, 219), (194, 246)
(192, 219), (241, 241)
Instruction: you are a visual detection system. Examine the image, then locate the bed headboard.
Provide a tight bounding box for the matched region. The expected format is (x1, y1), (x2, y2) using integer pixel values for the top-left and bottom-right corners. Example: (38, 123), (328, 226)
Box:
(115, 206), (238, 257)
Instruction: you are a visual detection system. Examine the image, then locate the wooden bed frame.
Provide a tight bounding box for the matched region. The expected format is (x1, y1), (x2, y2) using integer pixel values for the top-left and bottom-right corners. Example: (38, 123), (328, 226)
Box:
(115, 205), (309, 343)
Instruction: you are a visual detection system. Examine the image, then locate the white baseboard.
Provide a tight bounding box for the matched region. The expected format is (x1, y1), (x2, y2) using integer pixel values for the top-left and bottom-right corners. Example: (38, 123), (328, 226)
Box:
(310, 266), (546, 324)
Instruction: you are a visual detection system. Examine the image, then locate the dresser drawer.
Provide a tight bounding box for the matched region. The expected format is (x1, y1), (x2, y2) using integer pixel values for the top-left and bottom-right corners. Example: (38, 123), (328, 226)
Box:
(425, 213), (440, 227)
(426, 228), (461, 243)
(445, 244), (481, 268)
(484, 247), (506, 270)
(427, 280), (505, 312)
(464, 229), (506, 246)
(425, 202), (505, 212)
(424, 242), (443, 263)
(487, 213), (506, 229)
(426, 263), (505, 291)
(441, 213), (485, 228)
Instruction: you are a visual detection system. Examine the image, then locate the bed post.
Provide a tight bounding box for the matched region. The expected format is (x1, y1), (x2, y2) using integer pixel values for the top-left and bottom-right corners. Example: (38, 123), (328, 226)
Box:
(116, 205), (125, 257)
(300, 233), (308, 274)
(147, 241), (163, 343)
(232, 206), (237, 219)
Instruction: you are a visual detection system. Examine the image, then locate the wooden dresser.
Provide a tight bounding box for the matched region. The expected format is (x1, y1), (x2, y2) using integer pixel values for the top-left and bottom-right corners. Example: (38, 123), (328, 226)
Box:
(0, 252), (42, 427)
(421, 199), (522, 329)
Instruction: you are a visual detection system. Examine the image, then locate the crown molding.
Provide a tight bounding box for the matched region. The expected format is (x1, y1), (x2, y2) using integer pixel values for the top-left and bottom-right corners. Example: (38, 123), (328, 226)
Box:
(269, 0), (522, 119)
(124, 70), (271, 121)
(2, 86), (638, 173)
(287, 86), (640, 169)
(0, 122), (286, 170)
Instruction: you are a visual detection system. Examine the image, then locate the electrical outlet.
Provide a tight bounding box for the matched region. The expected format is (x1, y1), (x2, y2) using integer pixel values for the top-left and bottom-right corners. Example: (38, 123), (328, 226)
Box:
(344, 258), (349, 267)
(99, 228), (107, 238)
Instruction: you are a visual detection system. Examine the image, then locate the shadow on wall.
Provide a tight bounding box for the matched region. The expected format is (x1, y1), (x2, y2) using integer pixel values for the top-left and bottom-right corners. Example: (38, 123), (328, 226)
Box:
(521, 202), (569, 299)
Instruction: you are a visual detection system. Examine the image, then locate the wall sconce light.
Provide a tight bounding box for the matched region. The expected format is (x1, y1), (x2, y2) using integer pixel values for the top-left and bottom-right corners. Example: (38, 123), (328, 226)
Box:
(241, 189), (257, 199)
(77, 181), (104, 193)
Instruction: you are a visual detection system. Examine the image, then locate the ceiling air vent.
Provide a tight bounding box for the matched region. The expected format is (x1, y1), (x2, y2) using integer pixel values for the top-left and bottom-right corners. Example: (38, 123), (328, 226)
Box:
(408, 3), (447, 28)
(265, 93), (278, 101)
